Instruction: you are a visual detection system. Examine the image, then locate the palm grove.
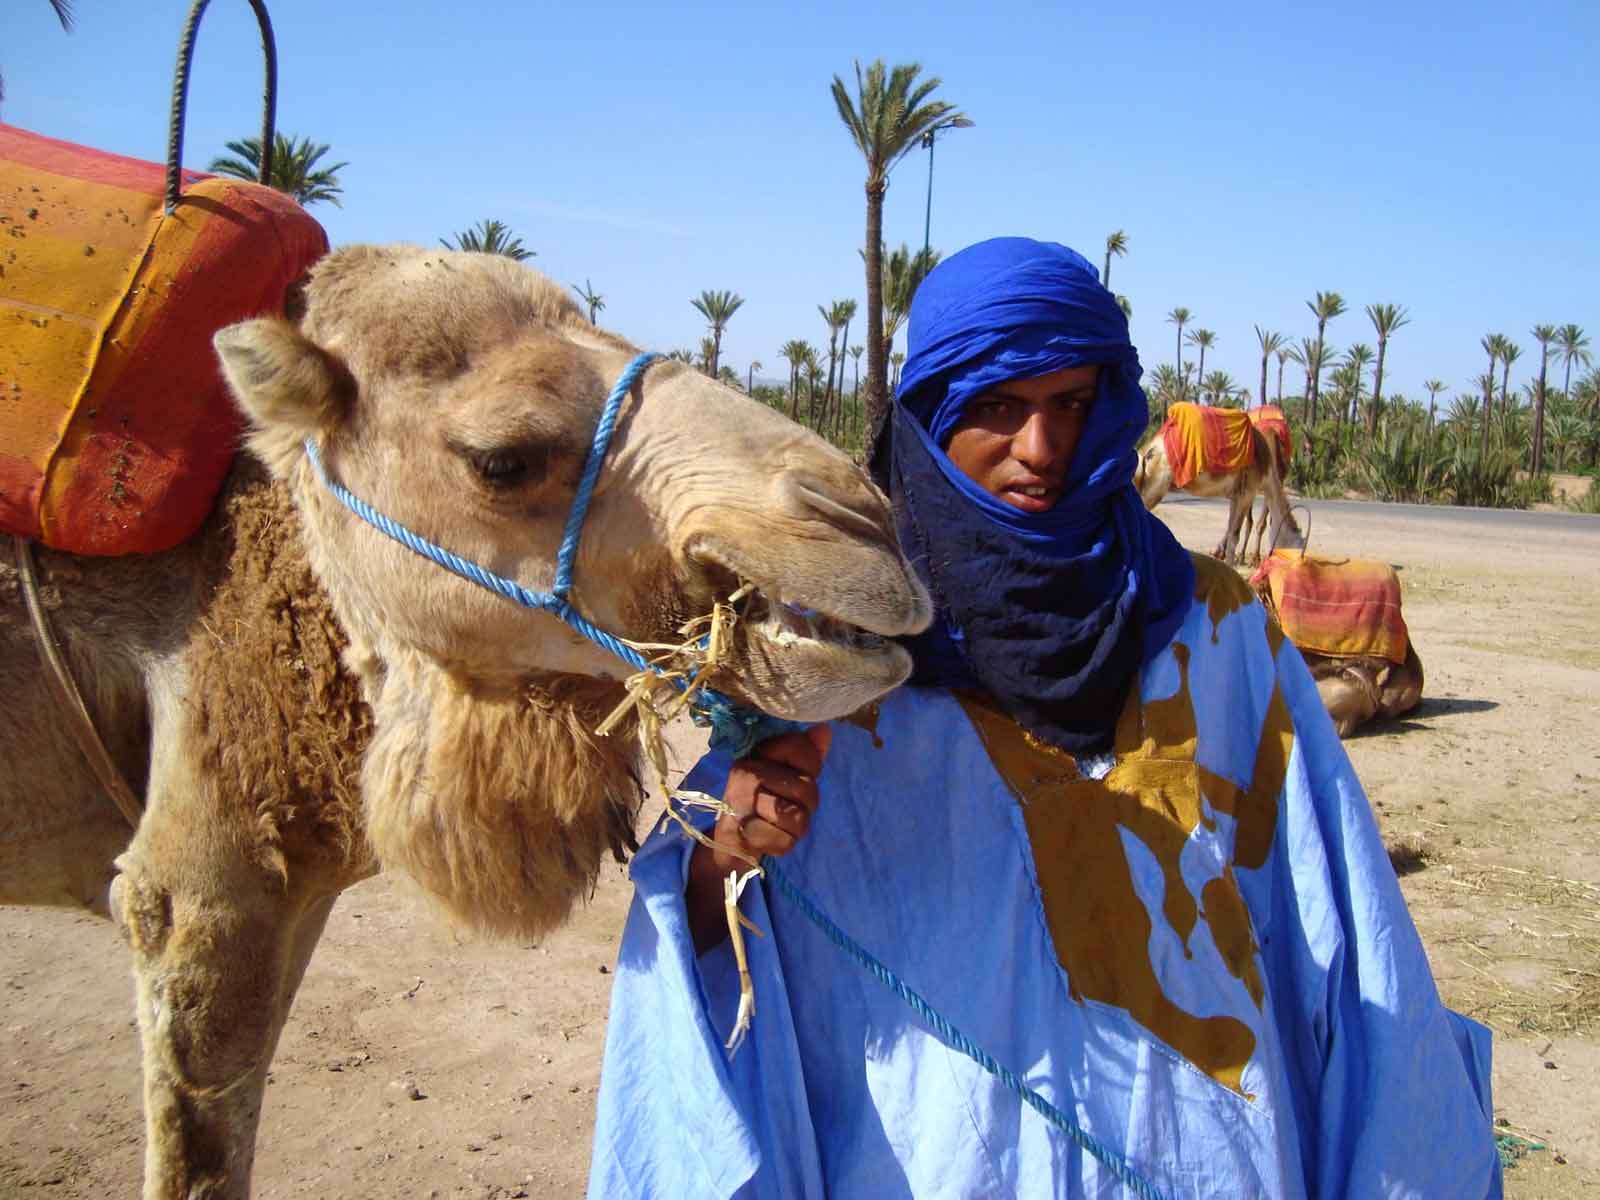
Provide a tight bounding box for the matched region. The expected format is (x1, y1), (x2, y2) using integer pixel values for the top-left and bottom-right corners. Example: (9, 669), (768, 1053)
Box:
(220, 66), (1597, 513)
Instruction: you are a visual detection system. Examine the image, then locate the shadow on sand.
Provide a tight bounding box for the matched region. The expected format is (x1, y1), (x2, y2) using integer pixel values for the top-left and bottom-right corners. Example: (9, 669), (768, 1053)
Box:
(1352, 694), (1499, 738)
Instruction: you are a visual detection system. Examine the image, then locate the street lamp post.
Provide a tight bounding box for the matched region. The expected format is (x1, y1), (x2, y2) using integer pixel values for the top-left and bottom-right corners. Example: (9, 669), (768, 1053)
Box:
(920, 117), (972, 262)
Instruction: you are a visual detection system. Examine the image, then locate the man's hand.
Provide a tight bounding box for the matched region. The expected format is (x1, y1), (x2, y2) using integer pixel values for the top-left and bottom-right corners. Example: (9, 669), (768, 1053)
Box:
(686, 725), (833, 952)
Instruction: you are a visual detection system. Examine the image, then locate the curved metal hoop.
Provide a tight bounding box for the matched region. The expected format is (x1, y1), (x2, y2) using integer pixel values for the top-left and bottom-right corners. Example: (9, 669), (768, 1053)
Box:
(165, 0), (278, 211)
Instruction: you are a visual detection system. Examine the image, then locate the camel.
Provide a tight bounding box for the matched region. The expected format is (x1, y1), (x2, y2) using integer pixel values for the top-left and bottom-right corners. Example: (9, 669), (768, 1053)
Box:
(0, 245), (932, 1199)
(1133, 402), (1303, 565)
(1250, 549), (1424, 737)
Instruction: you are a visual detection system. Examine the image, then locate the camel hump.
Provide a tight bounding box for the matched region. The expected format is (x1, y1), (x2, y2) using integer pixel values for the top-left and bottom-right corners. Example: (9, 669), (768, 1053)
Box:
(1250, 551), (1409, 664)
(1245, 406), (1294, 465)
(1161, 403), (1256, 489)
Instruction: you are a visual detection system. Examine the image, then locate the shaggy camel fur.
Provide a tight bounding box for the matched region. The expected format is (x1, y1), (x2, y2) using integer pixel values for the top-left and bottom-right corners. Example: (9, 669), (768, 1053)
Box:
(0, 246), (931, 1199)
(1133, 417), (1303, 565)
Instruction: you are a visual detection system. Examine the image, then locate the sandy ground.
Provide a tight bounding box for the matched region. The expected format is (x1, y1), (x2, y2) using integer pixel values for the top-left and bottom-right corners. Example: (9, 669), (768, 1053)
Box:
(3, 498), (1597, 1199)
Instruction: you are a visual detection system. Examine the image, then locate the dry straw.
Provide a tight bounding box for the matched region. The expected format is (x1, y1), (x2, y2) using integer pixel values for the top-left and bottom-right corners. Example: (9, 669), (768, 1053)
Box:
(594, 583), (767, 1050)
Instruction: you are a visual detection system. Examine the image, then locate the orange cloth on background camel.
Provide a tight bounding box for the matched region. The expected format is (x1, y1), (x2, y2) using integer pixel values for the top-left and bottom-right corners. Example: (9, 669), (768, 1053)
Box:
(0, 123), (327, 555)
(1159, 401), (1255, 489)
(1251, 549), (1410, 664)
(1247, 404), (1293, 465)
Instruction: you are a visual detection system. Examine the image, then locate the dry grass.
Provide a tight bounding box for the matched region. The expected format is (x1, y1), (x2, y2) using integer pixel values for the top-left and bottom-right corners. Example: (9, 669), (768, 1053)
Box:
(1422, 862), (1600, 1036)
(1386, 833), (1435, 877)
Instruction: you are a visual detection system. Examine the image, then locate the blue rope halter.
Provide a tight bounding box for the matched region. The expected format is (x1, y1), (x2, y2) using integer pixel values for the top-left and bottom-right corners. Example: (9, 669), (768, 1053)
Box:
(302, 350), (800, 757)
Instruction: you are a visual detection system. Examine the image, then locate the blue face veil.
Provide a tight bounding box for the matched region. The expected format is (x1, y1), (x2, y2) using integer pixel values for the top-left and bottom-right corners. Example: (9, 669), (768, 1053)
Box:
(871, 237), (1195, 754)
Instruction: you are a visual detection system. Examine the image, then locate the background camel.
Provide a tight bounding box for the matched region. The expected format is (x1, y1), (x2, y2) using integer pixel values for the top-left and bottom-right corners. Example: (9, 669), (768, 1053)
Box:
(1251, 549), (1424, 736)
(1133, 401), (1302, 564)
(0, 246), (930, 1200)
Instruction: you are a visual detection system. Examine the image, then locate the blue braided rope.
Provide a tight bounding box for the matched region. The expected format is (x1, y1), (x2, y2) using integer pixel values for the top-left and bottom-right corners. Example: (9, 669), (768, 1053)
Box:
(300, 352), (798, 757)
(763, 859), (1172, 1200)
(302, 439), (655, 674)
(554, 351), (657, 598)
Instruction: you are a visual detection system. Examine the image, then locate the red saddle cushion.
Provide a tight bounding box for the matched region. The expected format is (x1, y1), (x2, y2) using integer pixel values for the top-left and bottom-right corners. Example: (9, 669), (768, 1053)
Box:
(0, 123), (327, 555)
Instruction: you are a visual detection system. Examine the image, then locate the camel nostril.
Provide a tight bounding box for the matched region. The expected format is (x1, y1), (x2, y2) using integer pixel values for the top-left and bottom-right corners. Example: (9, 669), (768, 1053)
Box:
(781, 476), (893, 545)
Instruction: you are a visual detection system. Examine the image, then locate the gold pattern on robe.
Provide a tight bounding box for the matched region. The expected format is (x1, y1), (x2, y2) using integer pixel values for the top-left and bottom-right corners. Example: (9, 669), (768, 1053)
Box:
(957, 571), (1297, 1098)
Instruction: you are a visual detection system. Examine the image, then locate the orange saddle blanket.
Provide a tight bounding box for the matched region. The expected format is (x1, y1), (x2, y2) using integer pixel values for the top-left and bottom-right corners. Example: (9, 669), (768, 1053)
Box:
(1250, 550), (1409, 664)
(1159, 401), (1255, 490)
(0, 124), (327, 555)
(1246, 405), (1293, 465)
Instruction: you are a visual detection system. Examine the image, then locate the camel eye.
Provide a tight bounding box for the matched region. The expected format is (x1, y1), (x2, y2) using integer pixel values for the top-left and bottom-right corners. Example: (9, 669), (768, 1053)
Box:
(457, 442), (542, 488)
(477, 449), (529, 485)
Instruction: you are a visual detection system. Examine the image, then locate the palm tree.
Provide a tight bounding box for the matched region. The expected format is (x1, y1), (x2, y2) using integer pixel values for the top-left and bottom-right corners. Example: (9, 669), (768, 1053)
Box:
(1202, 369), (1239, 407)
(817, 303), (844, 423)
(890, 350), (907, 393)
(779, 339), (811, 420)
(1497, 339), (1521, 427)
(690, 289), (744, 379)
(209, 134), (348, 208)
(1340, 344), (1374, 431)
(1304, 291), (1346, 425)
(817, 299), (857, 429)
(1254, 327), (1285, 416)
(1423, 379), (1447, 431)
(1115, 294), (1133, 320)
(1478, 334), (1501, 457)
(1555, 325), (1592, 415)
(832, 60), (970, 433)
(1364, 303), (1409, 438)
(831, 300), (858, 437)
(1145, 364), (1181, 417)
(1166, 308), (1192, 409)
(571, 279), (605, 324)
(746, 359), (762, 395)
(1185, 329), (1216, 401)
(1531, 324), (1557, 472)
(1274, 346), (1293, 405)
(441, 219), (534, 260)
(1102, 230), (1128, 288)
(849, 343), (864, 399)
(880, 243), (939, 366)
(803, 346), (824, 415)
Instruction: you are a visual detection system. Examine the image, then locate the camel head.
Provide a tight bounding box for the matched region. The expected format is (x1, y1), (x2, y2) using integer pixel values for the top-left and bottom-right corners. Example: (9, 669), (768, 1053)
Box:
(1133, 437), (1169, 509)
(214, 245), (931, 724)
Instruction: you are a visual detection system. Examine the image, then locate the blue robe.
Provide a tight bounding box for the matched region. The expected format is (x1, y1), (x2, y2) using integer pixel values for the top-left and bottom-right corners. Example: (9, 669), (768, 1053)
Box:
(589, 561), (1501, 1199)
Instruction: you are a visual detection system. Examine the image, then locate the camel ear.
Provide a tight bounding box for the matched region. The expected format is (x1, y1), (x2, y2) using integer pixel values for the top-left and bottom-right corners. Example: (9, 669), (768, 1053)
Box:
(215, 317), (354, 476)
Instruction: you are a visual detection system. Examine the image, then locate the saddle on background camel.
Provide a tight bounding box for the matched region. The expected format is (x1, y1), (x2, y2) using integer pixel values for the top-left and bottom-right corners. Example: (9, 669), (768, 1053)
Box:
(0, 123), (327, 555)
(1250, 549), (1408, 664)
(1246, 405), (1293, 466)
(1250, 549), (1422, 736)
(1160, 401), (1255, 489)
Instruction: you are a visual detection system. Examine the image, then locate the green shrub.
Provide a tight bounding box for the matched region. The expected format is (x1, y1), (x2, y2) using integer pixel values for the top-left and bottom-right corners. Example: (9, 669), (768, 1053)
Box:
(1354, 421), (1449, 503)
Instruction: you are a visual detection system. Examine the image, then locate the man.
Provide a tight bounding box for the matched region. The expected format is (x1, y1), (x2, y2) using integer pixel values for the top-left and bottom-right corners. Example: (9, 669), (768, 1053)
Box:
(589, 238), (1500, 1198)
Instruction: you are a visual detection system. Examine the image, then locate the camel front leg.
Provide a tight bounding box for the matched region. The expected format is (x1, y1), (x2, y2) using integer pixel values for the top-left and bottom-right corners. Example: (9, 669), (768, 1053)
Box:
(1216, 490), (1248, 564)
(109, 740), (350, 1200)
(112, 856), (340, 1200)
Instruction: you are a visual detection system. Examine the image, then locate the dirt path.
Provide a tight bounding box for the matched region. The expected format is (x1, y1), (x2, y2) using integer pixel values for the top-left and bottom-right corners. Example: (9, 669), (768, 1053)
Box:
(3, 500), (1596, 1198)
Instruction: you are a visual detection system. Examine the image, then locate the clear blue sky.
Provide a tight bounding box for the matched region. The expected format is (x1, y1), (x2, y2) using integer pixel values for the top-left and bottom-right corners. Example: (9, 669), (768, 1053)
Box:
(8, 0), (1597, 405)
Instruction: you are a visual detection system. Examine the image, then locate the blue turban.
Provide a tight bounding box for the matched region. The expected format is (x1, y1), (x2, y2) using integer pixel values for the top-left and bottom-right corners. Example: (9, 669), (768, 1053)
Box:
(878, 237), (1195, 753)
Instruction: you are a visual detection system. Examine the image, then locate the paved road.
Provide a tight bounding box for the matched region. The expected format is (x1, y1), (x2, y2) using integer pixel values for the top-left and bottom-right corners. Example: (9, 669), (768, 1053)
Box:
(1163, 492), (1600, 544)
